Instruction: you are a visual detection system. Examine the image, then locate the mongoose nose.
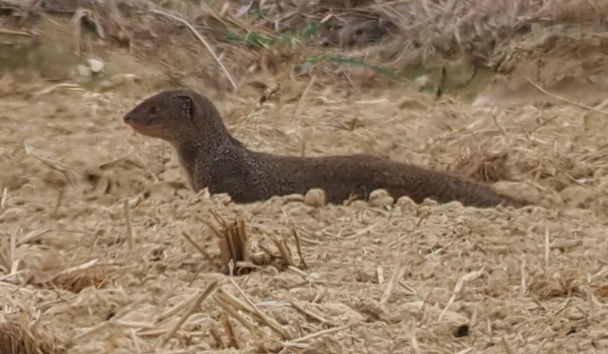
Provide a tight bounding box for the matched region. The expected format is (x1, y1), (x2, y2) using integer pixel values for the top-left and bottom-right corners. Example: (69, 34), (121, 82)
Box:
(123, 115), (132, 124)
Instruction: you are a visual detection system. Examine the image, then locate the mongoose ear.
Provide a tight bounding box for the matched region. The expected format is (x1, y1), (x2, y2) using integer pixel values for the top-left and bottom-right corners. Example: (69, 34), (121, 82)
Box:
(175, 94), (195, 121)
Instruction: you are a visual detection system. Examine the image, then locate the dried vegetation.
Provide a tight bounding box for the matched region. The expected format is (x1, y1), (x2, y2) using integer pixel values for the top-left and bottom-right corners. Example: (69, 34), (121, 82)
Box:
(0, 313), (65, 354)
(3, 0), (608, 92)
(1, 0), (608, 353)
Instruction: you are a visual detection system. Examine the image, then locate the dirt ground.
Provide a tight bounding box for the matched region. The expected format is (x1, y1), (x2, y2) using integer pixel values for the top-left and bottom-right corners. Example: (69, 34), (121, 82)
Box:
(3, 7), (608, 354)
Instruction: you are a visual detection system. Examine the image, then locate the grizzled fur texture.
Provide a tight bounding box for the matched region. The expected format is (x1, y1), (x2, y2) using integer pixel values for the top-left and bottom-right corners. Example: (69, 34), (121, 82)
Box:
(123, 88), (529, 208)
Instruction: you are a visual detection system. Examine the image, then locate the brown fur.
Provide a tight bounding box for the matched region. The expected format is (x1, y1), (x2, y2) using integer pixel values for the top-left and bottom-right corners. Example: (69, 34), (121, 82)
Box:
(123, 89), (529, 208)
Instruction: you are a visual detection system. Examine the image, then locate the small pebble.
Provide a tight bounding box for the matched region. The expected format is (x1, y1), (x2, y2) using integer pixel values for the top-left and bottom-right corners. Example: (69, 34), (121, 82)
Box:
(304, 188), (327, 207)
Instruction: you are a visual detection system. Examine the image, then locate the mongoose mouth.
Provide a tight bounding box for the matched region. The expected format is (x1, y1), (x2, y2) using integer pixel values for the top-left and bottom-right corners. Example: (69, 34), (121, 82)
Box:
(123, 114), (168, 139)
(123, 114), (149, 134)
(123, 114), (148, 130)
(123, 113), (137, 126)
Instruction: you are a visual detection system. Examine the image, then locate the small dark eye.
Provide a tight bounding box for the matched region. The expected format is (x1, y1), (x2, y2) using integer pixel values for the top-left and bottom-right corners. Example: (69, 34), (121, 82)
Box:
(150, 106), (159, 114)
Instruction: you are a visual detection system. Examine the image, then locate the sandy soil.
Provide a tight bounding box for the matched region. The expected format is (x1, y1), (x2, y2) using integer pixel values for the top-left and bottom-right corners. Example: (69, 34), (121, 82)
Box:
(3, 10), (608, 354)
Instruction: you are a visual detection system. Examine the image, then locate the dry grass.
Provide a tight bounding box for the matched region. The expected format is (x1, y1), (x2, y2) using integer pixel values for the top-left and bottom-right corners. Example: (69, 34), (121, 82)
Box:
(450, 150), (512, 183)
(204, 0), (608, 72)
(3, 0), (607, 81)
(36, 267), (111, 294)
(3, 0), (608, 111)
(207, 210), (254, 276)
(1, 75), (608, 352)
(0, 314), (64, 354)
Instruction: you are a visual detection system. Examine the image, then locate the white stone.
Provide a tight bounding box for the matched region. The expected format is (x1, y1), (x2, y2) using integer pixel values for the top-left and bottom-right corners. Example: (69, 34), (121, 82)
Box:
(87, 58), (105, 74)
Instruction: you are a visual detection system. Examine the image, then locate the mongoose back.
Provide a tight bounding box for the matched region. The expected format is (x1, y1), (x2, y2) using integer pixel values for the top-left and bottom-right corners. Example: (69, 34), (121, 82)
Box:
(123, 89), (529, 208)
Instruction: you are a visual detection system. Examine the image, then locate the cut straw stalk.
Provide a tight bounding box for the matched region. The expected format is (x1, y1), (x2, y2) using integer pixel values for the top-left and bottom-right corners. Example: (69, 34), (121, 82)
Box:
(380, 262), (407, 304)
(214, 292), (264, 338)
(159, 280), (219, 347)
(123, 200), (134, 251)
(228, 278), (293, 340)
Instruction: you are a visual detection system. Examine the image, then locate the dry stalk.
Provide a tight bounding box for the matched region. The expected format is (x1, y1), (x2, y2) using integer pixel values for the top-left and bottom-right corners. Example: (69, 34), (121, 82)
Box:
(520, 260), (527, 296)
(289, 300), (331, 324)
(214, 292), (263, 338)
(159, 280), (219, 347)
(9, 228), (16, 268)
(71, 10), (84, 56)
(216, 287), (255, 312)
(295, 75), (316, 118)
(150, 9), (237, 89)
(138, 327), (175, 338)
(380, 261), (407, 304)
(1, 187), (7, 209)
(437, 268), (484, 322)
(69, 322), (109, 347)
(206, 210), (253, 275)
(549, 240), (582, 249)
(533, 339), (548, 354)
(501, 336), (515, 354)
(0, 250), (10, 273)
(269, 234), (296, 268)
(209, 327), (225, 349)
(525, 77), (608, 115)
(407, 321), (421, 354)
(544, 226), (550, 270)
(220, 312), (241, 349)
(51, 187), (64, 216)
(312, 289), (326, 304)
(71, 8), (105, 56)
(284, 325), (349, 344)
(0, 28), (35, 36)
(0, 314), (63, 354)
(228, 278), (293, 340)
(469, 305), (478, 329)
(376, 267), (384, 284)
(291, 229), (308, 269)
(180, 230), (211, 260)
(398, 281), (418, 296)
(33, 83), (85, 97)
(155, 291), (206, 324)
(123, 200), (134, 251)
(258, 243), (278, 259)
(128, 328), (142, 354)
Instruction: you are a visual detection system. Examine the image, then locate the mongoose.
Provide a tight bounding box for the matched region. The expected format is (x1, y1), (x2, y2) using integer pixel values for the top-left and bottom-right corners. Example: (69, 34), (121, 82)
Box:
(123, 88), (528, 208)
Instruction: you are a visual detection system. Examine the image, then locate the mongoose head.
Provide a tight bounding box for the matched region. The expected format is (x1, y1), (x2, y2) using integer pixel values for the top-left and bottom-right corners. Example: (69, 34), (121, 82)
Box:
(123, 88), (224, 147)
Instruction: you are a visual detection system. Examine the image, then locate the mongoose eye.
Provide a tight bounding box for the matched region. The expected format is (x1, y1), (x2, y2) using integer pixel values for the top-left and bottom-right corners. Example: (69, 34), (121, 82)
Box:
(150, 106), (160, 114)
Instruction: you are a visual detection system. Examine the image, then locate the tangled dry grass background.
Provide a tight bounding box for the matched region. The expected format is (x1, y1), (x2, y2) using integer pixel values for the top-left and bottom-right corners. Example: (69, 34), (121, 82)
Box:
(2, 0), (608, 353)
